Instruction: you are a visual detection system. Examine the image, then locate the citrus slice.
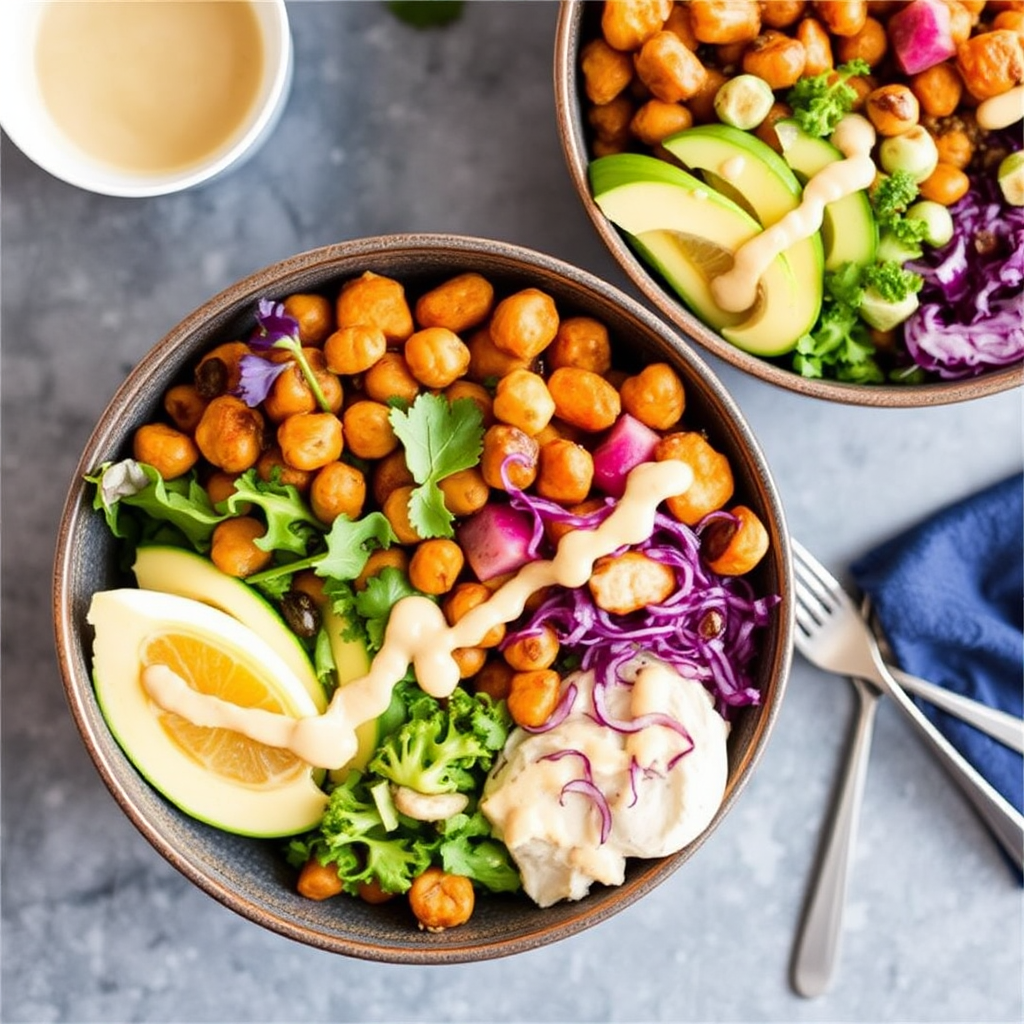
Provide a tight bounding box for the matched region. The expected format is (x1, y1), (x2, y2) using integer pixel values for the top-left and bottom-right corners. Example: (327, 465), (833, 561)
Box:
(88, 588), (329, 837)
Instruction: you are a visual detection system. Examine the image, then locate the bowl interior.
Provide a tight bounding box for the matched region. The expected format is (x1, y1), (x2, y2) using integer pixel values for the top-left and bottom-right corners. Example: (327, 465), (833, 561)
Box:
(553, 0), (1023, 408)
(53, 234), (793, 962)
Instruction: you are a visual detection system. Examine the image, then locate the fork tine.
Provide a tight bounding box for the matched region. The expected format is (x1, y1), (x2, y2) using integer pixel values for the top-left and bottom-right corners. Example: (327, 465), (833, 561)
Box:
(791, 540), (847, 609)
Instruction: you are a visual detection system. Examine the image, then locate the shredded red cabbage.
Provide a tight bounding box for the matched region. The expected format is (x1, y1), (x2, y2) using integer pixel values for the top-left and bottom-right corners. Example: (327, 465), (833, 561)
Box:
(905, 140), (1024, 379)
(559, 779), (612, 844)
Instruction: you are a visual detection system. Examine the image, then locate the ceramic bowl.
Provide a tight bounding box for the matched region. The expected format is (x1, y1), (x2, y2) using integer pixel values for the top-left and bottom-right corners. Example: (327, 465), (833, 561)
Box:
(53, 234), (792, 962)
(554, 0), (1023, 407)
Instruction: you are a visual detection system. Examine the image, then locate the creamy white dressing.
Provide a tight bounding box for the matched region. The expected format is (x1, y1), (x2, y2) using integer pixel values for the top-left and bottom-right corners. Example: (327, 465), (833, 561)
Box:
(720, 155), (747, 182)
(142, 458), (695, 771)
(976, 85), (1024, 131)
(710, 114), (878, 313)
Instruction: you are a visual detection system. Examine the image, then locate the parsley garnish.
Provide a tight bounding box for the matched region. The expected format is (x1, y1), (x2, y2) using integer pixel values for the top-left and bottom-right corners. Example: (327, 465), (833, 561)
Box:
(786, 59), (871, 138)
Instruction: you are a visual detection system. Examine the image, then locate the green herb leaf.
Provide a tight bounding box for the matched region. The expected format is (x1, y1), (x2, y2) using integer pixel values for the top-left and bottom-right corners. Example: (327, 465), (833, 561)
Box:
(786, 59), (871, 138)
(387, 0), (464, 29)
(354, 567), (422, 651)
(222, 468), (323, 555)
(389, 394), (484, 539)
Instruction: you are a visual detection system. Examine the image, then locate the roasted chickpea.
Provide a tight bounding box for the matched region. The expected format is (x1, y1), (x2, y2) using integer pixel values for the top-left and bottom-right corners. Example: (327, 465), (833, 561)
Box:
(934, 128), (974, 169)
(686, 66), (729, 122)
(591, 135), (631, 158)
(480, 424), (539, 491)
(162, 383), (208, 434)
(754, 100), (795, 150)
(354, 548), (409, 591)
(701, 505), (769, 575)
(372, 449), (415, 507)
(335, 271), (414, 344)
(296, 857), (343, 901)
(210, 516), (272, 577)
(761, 0), (807, 28)
(630, 97), (694, 145)
(946, 1), (974, 46)
(323, 324), (387, 376)
(502, 625), (560, 671)
(283, 293), (334, 346)
(796, 16), (834, 76)
(580, 37), (635, 105)
(742, 33), (807, 89)
(865, 83), (921, 135)
(546, 317), (613, 374)
(547, 367), (621, 432)
(443, 581), (505, 648)
(452, 646), (488, 679)
(993, 10), (1024, 43)
(466, 325), (532, 383)
(263, 351), (342, 421)
(408, 538), (465, 595)
(132, 423), (198, 480)
(918, 161), (971, 204)
(357, 878), (395, 905)
(194, 341), (250, 397)
(310, 461), (366, 523)
(257, 446), (313, 492)
(956, 29), (1024, 100)
(588, 94), (636, 145)
(408, 868), (475, 932)
(404, 327), (471, 388)
(473, 659), (514, 701)
(620, 362), (685, 430)
(635, 30), (709, 102)
(362, 351), (421, 405)
(545, 497), (607, 547)
(689, 0), (762, 42)
(194, 395), (265, 473)
(277, 412), (344, 471)
(444, 379), (494, 427)
(588, 550), (677, 614)
(536, 439), (594, 505)
(205, 471), (243, 509)
(812, 0), (867, 36)
(439, 467), (490, 518)
(382, 485), (423, 544)
(910, 62), (964, 117)
(488, 288), (560, 360)
(492, 370), (556, 436)
(662, 3), (698, 47)
(834, 15), (887, 66)
(655, 431), (734, 525)
(342, 400), (399, 461)
(414, 273), (495, 334)
(507, 669), (562, 729)
(600, 0), (673, 51)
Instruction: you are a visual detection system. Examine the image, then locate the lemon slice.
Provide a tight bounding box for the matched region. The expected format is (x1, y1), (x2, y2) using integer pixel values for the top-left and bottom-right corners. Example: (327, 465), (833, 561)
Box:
(88, 588), (328, 837)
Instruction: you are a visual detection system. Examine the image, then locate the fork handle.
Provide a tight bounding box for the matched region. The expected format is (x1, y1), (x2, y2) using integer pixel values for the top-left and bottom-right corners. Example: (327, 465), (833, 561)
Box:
(871, 650), (1024, 872)
(793, 678), (879, 999)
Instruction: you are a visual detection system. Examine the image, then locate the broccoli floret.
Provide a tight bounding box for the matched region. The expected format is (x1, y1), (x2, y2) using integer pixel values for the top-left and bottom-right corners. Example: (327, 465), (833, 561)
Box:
(862, 260), (924, 303)
(871, 170), (920, 225)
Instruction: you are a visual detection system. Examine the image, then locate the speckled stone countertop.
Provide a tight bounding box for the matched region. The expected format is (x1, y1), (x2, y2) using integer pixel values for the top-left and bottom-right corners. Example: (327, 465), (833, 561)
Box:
(2, 3), (1022, 1022)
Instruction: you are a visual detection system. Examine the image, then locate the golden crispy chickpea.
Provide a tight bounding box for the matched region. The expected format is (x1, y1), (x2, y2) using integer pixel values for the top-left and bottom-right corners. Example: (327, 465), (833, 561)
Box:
(601, 0), (673, 51)
(588, 550), (677, 615)
(372, 450), (415, 507)
(812, 0), (867, 36)
(488, 289), (560, 360)
(588, 94), (636, 145)
(655, 431), (734, 525)
(492, 370), (556, 436)
(362, 351), (421, 405)
(335, 271), (414, 345)
(356, 877), (395, 905)
(163, 384), (208, 434)
(934, 128), (974, 169)
(591, 135), (631, 157)
(444, 379), (494, 427)
(545, 497), (607, 547)
(354, 548), (409, 591)
(918, 161), (971, 204)
(581, 36), (635, 105)
(310, 461), (366, 523)
(686, 66), (729, 122)
(409, 867), (475, 932)
(910, 62), (964, 117)
(630, 97), (694, 145)
(466, 325), (532, 383)
(865, 83), (921, 135)
(663, 3), (698, 47)
(536, 440), (594, 505)
(194, 341), (250, 398)
(761, 0), (807, 28)
(535, 418), (587, 447)
(546, 317), (613, 374)
(414, 273), (495, 334)
(502, 625), (560, 672)
(257, 446), (313, 492)
(507, 669), (563, 729)
(993, 10), (1024, 43)
(619, 362), (686, 431)
(453, 646), (488, 679)
(547, 367), (621, 432)
(323, 324), (387, 376)
(404, 327), (471, 389)
(702, 505), (769, 575)
(846, 73), (876, 111)
(796, 16), (834, 75)
(206, 471), (243, 509)
(754, 100), (795, 151)
(382, 485), (423, 545)
(277, 412), (343, 472)
(635, 30), (709, 102)
(946, 1), (973, 46)
(742, 33), (808, 88)
(834, 15), (887, 66)
(210, 516), (273, 577)
(473, 659), (514, 701)
(283, 293), (334, 346)
(443, 581), (505, 648)
(439, 467), (490, 518)
(194, 395), (265, 473)
(480, 424), (539, 491)
(132, 423), (199, 480)
(408, 538), (465, 595)
(296, 857), (343, 901)
(957, 29), (1024, 99)
(690, 0), (761, 42)
(342, 400), (399, 461)
(263, 352), (343, 421)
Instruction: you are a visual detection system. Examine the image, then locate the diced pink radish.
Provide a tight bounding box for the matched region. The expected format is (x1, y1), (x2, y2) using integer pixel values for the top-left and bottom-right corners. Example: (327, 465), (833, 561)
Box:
(592, 413), (661, 498)
(889, 0), (955, 75)
(458, 504), (536, 581)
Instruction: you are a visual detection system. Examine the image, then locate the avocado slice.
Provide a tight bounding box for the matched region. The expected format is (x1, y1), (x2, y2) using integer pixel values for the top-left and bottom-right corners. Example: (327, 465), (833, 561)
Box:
(590, 153), (805, 356)
(775, 118), (878, 270)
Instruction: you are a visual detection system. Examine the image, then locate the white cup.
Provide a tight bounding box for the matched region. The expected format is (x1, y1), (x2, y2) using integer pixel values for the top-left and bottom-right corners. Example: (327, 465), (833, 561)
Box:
(0, 0), (292, 197)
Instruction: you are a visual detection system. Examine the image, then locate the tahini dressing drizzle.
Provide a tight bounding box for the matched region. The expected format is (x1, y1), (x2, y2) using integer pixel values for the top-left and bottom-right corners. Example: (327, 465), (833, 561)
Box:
(142, 459), (695, 771)
(976, 85), (1024, 131)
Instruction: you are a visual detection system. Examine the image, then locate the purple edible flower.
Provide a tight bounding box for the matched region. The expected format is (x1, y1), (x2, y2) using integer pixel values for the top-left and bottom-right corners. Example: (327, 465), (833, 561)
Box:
(234, 354), (290, 407)
(251, 298), (301, 349)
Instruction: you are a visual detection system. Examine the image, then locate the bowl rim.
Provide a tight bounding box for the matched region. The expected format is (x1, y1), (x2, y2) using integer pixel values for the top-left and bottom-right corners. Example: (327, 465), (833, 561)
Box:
(553, 0), (1024, 408)
(52, 232), (793, 962)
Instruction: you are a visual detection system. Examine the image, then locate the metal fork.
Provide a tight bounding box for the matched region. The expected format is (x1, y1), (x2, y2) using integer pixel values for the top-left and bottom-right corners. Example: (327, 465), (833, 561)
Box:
(789, 540), (1024, 996)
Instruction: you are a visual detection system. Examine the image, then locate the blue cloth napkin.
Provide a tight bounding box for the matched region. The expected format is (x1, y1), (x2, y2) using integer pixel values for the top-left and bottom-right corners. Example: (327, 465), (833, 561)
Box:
(851, 473), (1024, 825)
